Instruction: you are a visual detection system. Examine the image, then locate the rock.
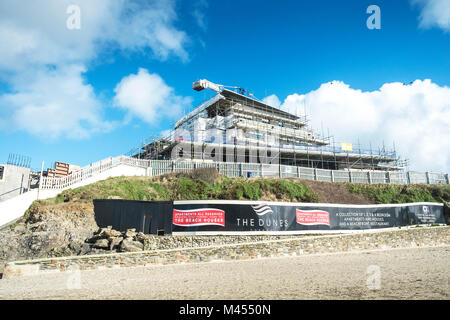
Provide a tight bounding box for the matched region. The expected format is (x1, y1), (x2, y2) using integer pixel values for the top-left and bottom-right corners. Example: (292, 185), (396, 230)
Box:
(103, 229), (122, 238)
(69, 241), (82, 253)
(135, 232), (147, 243)
(26, 222), (42, 231)
(125, 229), (136, 238)
(120, 239), (143, 252)
(109, 237), (123, 251)
(97, 227), (109, 236)
(93, 239), (109, 249)
(13, 225), (27, 234)
(80, 243), (91, 255)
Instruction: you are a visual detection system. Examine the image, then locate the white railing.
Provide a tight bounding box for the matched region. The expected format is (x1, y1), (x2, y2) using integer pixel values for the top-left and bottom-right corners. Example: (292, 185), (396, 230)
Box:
(39, 156), (150, 190)
(38, 155), (450, 190)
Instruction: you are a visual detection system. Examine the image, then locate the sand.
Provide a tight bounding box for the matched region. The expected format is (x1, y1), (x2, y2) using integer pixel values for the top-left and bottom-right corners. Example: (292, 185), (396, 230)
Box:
(0, 245), (448, 300)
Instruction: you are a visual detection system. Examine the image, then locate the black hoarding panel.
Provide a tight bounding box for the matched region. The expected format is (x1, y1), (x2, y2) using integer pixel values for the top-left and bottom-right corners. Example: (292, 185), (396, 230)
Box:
(94, 199), (445, 236)
(172, 201), (446, 234)
(93, 199), (173, 235)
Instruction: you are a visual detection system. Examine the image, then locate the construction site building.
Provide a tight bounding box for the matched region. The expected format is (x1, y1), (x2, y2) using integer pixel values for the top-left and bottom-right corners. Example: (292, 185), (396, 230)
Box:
(131, 79), (406, 171)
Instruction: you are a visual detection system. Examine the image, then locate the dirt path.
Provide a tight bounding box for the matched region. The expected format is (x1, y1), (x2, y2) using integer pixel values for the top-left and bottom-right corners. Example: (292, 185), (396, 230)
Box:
(0, 246), (448, 300)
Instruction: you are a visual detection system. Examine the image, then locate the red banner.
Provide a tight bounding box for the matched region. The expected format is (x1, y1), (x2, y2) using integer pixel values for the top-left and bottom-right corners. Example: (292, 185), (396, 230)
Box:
(173, 208), (225, 227)
(296, 209), (330, 226)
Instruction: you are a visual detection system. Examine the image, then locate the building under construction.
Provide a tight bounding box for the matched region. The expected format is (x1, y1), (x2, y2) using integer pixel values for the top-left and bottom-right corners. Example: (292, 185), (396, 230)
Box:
(130, 79), (406, 171)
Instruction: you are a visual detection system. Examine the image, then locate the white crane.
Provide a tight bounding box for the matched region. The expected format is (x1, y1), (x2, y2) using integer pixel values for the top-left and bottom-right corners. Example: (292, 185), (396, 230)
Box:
(192, 79), (256, 98)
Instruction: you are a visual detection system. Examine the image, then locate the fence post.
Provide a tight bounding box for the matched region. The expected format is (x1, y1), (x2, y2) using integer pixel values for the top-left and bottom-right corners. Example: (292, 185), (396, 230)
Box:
(386, 171), (391, 184)
(239, 163), (243, 177)
(407, 171), (411, 184)
(260, 163), (263, 177)
(297, 166), (300, 178)
(445, 174), (449, 185)
(349, 170), (352, 183)
(314, 168), (317, 181)
(331, 170), (334, 182)
(425, 172), (430, 184)
(367, 171), (372, 184)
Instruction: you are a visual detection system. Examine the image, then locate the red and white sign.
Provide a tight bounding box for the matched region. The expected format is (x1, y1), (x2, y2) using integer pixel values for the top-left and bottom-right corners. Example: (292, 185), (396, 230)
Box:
(173, 208), (225, 227)
(296, 209), (330, 226)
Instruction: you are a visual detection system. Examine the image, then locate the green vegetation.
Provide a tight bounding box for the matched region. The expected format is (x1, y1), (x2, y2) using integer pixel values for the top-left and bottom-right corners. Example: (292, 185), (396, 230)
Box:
(346, 183), (450, 204)
(35, 170), (321, 206)
(32, 168), (449, 209)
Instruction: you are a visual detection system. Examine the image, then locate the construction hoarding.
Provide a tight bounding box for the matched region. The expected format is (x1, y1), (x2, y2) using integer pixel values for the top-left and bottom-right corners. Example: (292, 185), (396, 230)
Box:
(93, 199), (445, 235)
(171, 201), (445, 234)
(93, 199), (173, 235)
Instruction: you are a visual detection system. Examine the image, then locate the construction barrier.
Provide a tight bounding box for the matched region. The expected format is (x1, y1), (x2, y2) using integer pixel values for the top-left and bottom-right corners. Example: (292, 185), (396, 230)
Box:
(93, 199), (445, 235)
(93, 199), (173, 235)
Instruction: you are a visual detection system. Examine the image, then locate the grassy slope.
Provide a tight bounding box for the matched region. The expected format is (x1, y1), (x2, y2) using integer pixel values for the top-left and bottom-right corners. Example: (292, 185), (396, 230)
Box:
(346, 183), (450, 204)
(33, 169), (450, 209)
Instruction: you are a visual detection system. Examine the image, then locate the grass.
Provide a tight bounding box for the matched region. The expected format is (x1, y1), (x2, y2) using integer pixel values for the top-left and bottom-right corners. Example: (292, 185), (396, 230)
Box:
(31, 170), (449, 211)
(346, 183), (450, 204)
(34, 173), (321, 207)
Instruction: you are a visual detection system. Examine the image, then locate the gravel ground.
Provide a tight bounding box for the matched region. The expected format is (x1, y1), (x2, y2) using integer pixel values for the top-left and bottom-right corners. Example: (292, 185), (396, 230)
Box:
(0, 246), (448, 300)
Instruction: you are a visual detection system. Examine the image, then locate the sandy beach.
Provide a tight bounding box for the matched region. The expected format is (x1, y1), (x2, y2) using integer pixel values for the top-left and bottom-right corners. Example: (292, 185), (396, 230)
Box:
(0, 245), (448, 300)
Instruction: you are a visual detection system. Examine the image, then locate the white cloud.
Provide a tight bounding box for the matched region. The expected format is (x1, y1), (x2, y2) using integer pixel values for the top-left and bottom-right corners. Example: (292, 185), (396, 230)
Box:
(113, 68), (191, 125)
(0, 0), (191, 139)
(0, 0), (189, 70)
(267, 80), (450, 172)
(262, 94), (281, 108)
(192, 0), (209, 30)
(412, 0), (450, 31)
(0, 65), (114, 139)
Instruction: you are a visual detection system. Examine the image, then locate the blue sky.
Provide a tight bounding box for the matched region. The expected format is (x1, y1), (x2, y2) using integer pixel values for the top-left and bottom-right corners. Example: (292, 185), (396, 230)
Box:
(0, 0), (449, 172)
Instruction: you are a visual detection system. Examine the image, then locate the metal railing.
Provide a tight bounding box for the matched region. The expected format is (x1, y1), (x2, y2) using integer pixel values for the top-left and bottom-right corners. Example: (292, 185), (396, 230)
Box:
(38, 155), (449, 190)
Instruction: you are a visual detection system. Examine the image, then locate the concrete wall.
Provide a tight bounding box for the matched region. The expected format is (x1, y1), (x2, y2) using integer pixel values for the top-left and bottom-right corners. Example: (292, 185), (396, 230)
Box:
(0, 164), (149, 229)
(0, 164), (31, 202)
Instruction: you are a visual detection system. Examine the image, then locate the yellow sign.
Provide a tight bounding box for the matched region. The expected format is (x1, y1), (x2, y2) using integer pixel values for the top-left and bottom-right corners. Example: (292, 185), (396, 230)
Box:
(341, 143), (353, 152)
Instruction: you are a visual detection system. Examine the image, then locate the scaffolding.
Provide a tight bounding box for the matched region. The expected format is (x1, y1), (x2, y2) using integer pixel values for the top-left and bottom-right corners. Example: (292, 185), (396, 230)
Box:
(128, 80), (408, 171)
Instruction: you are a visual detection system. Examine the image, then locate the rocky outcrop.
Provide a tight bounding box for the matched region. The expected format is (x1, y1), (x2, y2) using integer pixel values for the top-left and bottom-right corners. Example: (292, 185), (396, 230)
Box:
(0, 202), (99, 271)
(87, 227), (145, 253)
